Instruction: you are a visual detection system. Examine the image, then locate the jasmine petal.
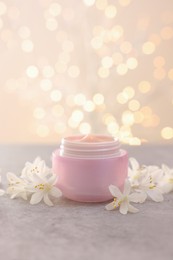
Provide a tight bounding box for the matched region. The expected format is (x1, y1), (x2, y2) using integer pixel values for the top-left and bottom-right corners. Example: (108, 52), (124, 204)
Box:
(0, 176), (5, 196)
(50, 186), (62, 198)
(43, 193), (53, 207)
(128, 204), (139, 213)
(129, 192), (147, 203)
(30, 192), (43, 205)
(119, 201), (128, 215)
(105, 202), (115, 211)
(0, 190), (5, 196)
(109, 185), (122, 198)
(147, 188), (164, 202)
(161, 164), (173, 193)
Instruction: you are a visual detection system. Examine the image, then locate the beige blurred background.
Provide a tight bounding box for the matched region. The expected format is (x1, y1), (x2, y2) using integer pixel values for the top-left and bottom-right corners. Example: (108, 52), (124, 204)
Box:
(0, 0), (173, 144)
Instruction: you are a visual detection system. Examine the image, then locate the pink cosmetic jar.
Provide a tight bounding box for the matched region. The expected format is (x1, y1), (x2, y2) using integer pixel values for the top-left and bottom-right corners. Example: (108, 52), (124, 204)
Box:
(52, 135), (128, 202)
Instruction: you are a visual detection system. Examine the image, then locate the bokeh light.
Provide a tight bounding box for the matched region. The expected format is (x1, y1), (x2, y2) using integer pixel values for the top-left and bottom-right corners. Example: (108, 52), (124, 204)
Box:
(160, 27), (173, 40)
(68, 66), (80, 78)
(168, 69), (173, 81)
(0, 1), (7, 15)
(161, 127), (173, 140)
(142, 41), (155, 55)
(83, 0), (96, 6)
(138, 81), (151, 93)
(0, 0), (173, 144)
(105, 5), (117, 19)
(26, 66), (39, 78)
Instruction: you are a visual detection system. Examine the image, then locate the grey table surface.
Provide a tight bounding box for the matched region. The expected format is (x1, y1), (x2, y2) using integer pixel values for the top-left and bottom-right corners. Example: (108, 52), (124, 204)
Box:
(0, 144), (173, 260)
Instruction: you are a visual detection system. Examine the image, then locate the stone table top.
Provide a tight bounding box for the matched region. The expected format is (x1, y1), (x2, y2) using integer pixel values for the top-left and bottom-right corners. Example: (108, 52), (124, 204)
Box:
(0, 144), (173, 260)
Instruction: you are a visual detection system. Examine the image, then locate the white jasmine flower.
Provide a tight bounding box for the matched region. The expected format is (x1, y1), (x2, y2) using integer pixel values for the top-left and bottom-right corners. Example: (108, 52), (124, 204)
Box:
(21, 157), (51, 179)
(128, 157), (164, 202)
(148, 166), (165, 188)
(0, 176), (5, 196)
(161, 164), (173, 193)
(129, 162), (164, 202)
(6, 172), (28, 200)
(28, 173), (62, 206)
(6, 157), (62, 206)
(128, 157), (148, 186)
(128, 157), (141, 178)
(106, 179), (146, 215)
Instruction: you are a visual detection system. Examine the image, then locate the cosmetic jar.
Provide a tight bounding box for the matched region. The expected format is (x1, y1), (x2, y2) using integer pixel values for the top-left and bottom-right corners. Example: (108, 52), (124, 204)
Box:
(52, 135), (128, 202)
